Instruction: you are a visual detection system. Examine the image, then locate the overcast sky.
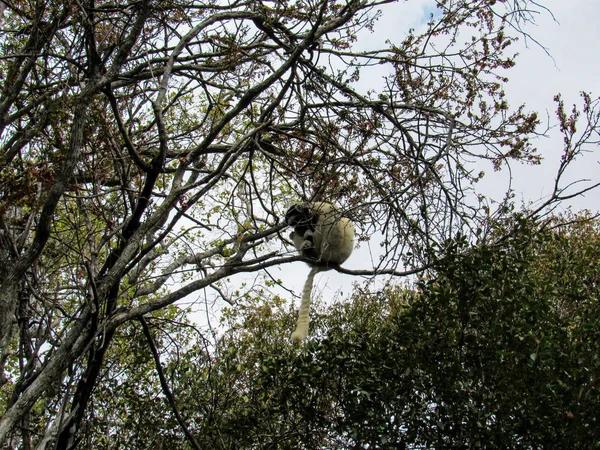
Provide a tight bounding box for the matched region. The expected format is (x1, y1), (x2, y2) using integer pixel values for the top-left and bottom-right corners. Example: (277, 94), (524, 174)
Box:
(495, 0), (599, 212)
(356, 0), (600, 213)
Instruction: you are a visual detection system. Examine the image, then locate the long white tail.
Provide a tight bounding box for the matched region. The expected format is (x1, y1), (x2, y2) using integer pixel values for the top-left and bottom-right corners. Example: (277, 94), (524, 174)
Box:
(291, 266), (324, 342)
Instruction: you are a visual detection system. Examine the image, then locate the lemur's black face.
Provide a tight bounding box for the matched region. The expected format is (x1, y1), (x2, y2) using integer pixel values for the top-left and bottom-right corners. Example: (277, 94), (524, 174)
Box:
(286, 204), (321, 255)
(285, 203), (319, 227)
(285, 204), (315, 226)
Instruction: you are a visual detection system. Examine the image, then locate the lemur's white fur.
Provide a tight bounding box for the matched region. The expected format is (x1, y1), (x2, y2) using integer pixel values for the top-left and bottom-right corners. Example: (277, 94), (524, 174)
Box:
(285, 202), (355, 342)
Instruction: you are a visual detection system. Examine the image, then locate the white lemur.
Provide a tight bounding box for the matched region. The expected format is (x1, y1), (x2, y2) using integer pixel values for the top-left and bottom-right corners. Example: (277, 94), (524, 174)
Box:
(285, 202), (355, 342)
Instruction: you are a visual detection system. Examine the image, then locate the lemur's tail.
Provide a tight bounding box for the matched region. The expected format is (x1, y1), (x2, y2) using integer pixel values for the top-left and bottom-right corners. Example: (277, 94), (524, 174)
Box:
(291, 265), (325, 342)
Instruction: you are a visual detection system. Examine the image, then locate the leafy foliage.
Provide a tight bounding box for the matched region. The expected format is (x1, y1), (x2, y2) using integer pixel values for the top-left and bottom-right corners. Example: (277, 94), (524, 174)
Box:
(75, 215), (600, 449)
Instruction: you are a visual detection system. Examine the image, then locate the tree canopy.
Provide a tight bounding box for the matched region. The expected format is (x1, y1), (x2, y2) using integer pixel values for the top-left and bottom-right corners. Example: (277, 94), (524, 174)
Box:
(66, 213), (600, 449)
(0, 0), (598, 448)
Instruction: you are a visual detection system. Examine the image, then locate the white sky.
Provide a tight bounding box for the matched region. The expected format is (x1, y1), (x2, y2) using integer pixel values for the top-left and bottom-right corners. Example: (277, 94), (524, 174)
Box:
(492, 0), (600, 212)
(356, 0), (600, 213)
